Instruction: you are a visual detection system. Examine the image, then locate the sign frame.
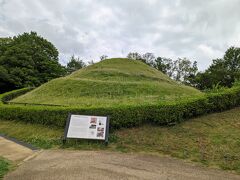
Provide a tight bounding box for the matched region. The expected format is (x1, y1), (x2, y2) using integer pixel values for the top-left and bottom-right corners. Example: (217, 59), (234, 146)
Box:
(63, 114), (110, 144)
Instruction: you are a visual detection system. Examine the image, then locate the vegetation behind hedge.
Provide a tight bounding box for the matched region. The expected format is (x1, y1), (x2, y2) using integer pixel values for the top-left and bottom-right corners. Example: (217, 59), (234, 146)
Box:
(1, 86), (240, 129)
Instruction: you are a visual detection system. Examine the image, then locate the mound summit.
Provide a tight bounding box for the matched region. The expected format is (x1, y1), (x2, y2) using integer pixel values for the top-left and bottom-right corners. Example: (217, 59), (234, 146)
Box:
(12, 58), (202, 107)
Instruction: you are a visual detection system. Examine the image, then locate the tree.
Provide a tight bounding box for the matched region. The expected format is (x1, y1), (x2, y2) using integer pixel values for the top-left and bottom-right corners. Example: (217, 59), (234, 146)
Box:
(185, 61), (198, 86)
(127, 52), (142, 60)
(0, 38), (13, 55)
(173, 58), (198, 84)
(100, 55), (108, 61)
(127, 52), (155, 66)
(194, 46), (240, 89)
(154, 57), (174, 78)
(67, 55), (86, 74)
(0, 32), (66, 93)
(87, 60), (95, 65)
(142, 53), (155, 66)
(223, 46), (240, 82)
(153, 57), (198, 85)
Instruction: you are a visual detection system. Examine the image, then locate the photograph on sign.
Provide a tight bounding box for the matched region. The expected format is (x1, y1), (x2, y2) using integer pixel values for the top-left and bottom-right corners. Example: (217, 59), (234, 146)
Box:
(64, 114), (109, 141)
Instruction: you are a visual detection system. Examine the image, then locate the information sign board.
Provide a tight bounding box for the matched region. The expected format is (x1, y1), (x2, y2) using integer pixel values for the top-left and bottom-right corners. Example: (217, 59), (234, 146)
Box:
(63, 114), (109, 143)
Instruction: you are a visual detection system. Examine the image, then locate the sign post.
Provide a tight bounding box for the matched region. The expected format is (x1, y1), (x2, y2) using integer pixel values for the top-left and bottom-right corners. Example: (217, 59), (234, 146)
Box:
(63, 114), (110, 144)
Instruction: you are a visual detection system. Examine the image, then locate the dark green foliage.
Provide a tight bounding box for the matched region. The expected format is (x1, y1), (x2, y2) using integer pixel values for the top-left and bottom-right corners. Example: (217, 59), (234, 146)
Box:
(154, 57), (174, 77)
(1, 86), (240, 130)
(0, 103), (148, 129)
(173, 58), (198, 84)
(194, 47), (240, 89)
(66, 55), (86, 74)
(0, 32), (66, 93)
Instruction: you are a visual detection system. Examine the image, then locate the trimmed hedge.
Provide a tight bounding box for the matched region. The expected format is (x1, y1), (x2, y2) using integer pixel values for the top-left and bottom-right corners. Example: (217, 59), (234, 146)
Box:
(1, 86), (240, 129)
(0, 88), (34, 104)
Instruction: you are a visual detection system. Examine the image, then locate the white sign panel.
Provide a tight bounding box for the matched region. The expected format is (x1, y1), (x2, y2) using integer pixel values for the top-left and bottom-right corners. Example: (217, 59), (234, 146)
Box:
(64, 115), (109, 141)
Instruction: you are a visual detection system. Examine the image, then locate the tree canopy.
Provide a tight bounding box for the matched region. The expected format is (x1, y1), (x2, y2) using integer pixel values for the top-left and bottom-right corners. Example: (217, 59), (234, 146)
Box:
(194, 47), (240, 89)
(66, 55), (86, 74)
(127, 47), (240, 90)
(127, 52), (198, 85)
(0, 32), (66, 93)
(1, 31), (239, 93)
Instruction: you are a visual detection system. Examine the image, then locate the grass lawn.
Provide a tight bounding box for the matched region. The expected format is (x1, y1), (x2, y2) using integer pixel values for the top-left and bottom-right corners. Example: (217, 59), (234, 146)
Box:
(0, 157), (10, 179)
(0, 107), (240, 173)
(12, 58), (202, 107)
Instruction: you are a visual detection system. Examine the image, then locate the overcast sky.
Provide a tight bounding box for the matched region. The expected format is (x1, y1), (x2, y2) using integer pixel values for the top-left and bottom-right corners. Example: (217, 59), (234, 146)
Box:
(0, 0), (240, 70)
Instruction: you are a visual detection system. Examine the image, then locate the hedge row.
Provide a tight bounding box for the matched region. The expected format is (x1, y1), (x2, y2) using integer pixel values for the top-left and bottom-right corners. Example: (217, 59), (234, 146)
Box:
(1, 86), (240, 129)
(0, 88), (34, 104)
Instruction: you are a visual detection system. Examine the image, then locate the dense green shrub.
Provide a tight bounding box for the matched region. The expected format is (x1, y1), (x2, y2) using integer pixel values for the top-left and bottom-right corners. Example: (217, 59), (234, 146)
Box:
(1, 86), (240, 129)
(0, 87), (34, 104)
(0, 104), (151, 129)
(206, 87), (240, 112)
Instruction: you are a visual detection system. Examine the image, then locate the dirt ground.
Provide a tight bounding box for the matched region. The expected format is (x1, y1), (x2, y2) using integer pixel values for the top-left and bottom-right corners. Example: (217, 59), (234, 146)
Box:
(0, 136), (35, 162)
(4, 150), (240, 180)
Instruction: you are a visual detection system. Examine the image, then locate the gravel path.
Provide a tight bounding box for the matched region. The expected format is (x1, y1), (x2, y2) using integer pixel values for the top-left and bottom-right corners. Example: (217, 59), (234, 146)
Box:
(5, 150), (240, 180)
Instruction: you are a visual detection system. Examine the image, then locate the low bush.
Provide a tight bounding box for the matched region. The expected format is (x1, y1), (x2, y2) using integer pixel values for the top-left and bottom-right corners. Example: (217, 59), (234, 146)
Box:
(1, 86), (240, 129)
(0, 87), (34, 104)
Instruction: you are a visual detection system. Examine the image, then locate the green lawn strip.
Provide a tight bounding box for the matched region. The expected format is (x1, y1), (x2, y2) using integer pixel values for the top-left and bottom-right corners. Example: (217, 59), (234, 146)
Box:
(0, 157), (11, 179)
(0, 120), (107, 150)
(0, 120), (63, 149)
(114, 108), (240, 173)
(0, 108), (240, 173)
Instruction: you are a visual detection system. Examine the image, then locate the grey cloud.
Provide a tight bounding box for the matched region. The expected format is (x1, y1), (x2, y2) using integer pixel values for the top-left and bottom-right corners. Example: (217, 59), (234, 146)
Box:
(0, 0), (239, 70)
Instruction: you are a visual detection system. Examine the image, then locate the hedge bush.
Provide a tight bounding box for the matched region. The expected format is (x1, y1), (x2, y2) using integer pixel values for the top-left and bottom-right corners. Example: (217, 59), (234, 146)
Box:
(0, 88), (34, 104)
(1, 86), (240, 129)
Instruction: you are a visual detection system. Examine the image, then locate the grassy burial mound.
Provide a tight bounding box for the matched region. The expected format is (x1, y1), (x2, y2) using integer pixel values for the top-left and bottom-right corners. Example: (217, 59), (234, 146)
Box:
(2, 58), (240, 129)
(12, 58), (202, 107)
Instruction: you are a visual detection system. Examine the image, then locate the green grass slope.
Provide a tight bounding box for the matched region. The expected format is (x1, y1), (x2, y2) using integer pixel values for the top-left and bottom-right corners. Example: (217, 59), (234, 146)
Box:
(0, 157), (10, 179)
(12, 58), (203, 107)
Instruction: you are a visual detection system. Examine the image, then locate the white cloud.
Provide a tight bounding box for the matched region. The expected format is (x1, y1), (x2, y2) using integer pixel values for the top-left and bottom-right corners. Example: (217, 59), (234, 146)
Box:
(198, 45), (222, 59)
